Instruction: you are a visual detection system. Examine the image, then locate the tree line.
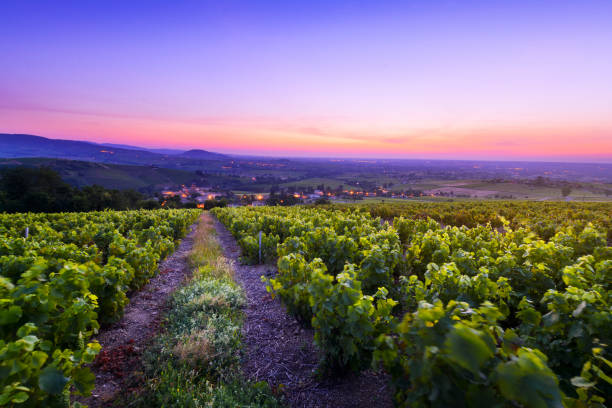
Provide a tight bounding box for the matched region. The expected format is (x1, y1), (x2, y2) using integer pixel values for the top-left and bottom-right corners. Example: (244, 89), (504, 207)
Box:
(0, 166), (160, 213)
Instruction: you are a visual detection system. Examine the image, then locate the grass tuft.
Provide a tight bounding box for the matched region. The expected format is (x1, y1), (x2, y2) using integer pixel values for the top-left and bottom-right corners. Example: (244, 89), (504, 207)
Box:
(128, 213), (283, 407)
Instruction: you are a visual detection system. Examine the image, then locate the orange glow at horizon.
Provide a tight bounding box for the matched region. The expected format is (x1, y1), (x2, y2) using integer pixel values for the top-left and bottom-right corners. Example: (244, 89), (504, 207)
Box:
(1, 107), (611, 161)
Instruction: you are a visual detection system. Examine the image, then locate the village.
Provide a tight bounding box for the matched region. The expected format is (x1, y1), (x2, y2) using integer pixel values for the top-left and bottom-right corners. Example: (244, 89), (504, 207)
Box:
(158, 183), (441, 208)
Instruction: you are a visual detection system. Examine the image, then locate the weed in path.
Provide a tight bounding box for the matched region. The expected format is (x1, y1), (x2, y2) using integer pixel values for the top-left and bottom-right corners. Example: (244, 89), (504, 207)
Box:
(128, 213), (283, 407)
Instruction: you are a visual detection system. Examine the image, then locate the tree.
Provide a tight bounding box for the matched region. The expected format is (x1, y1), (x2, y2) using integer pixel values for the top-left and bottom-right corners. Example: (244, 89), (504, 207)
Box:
(0, 166), (151, 213)
(0, 166), (74, 212)
(266, 193), (301, 206)
(204, 198), (227, 210)
(535, 176), (546, 186)
(561, 186), (572, 197)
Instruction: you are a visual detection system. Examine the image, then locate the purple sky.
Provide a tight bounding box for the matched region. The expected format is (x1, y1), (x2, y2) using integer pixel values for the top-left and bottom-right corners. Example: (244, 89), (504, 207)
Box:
(1, 1), (611, 161)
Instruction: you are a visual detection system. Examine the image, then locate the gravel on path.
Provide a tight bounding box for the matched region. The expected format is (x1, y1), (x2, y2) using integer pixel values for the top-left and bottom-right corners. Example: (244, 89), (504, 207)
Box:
(212, 217), (393, 408)
(78, 221), (198, 407)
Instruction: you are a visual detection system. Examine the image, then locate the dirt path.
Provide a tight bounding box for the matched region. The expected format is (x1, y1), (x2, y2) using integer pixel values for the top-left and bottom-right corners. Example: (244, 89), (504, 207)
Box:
(78, 222), (198, 407)
(213, 218), (393, 408)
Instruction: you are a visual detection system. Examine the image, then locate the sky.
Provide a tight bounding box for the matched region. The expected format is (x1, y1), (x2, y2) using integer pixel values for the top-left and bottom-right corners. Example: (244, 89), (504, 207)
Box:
(1, 0), (611, 162)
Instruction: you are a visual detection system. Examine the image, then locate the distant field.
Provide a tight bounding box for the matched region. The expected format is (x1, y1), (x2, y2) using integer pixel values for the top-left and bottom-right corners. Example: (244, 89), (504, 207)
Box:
(360, 196), (471, 203)
(272, 176), (612, 202)
(0, 158), (199, 190)
(473, 181), (609, 200)
(280, 177), (350, 190)
(394, 179), (612, 201)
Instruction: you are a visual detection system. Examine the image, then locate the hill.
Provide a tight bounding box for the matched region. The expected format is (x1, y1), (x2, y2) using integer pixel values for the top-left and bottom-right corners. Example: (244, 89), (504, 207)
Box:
(101, 143), (186, 155)
(0, 157), (204, 191)
(0, 133), (228, 168)
(180, 149), (227, 160)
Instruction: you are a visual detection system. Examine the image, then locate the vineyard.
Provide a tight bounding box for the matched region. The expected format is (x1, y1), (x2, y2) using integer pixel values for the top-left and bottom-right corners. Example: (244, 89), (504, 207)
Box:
(0, 209), (200, 406)
(327, 201), (612, 241)
(212, 202), (611, 407)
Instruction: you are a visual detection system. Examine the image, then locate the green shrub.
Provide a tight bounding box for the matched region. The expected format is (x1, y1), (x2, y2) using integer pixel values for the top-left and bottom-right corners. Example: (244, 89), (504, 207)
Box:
(375, 300), (565, 408)
(309, 265), (397, 373)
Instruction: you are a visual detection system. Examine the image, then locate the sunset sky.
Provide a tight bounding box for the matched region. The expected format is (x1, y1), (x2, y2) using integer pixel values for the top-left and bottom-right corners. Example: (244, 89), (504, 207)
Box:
(1, 1), (611, 162)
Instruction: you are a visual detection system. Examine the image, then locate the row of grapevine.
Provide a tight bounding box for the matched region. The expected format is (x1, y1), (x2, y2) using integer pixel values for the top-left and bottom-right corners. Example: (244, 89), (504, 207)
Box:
(0, 209), (201, 406)
(323, 201), (612, 241)
(212, 204), (611, 407)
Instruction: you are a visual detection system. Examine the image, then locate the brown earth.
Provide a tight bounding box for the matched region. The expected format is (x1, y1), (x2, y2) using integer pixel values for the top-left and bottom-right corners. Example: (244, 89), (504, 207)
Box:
(212, 217), (394, 408)
(76, 221), (198, 407)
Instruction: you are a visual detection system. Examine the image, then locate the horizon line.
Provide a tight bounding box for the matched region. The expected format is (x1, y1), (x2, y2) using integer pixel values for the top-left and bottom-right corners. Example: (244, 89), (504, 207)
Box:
(3, 132), (612, 165)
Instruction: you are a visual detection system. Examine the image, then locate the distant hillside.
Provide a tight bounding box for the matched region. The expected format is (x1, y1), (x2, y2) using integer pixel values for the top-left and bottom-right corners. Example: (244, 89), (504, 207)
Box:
(180, 149), (227, 160)
(100, 142), (149, 150)
(101, 143), (186, 155)
(0, 157), (204, 191)
(0, 134), (228, 169)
